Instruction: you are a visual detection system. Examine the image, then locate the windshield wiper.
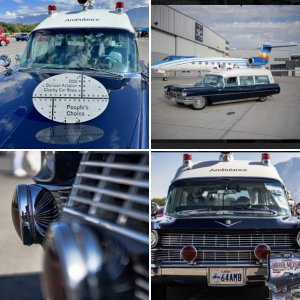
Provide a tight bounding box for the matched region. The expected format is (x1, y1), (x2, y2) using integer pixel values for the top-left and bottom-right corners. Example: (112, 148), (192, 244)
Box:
(173, 208), (234, 216)
(19, 66), (124, 79)
(232, 206), (278, 215)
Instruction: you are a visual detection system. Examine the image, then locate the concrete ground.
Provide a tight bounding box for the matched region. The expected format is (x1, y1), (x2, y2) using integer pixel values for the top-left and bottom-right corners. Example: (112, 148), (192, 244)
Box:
(0, 153), (44, 300)
(0, 37), (149, 70)
(151, 76), (300, 141)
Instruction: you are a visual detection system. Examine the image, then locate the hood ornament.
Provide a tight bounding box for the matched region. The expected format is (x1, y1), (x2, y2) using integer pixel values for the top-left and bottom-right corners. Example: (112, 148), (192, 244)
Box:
(215, 220), (242, 227)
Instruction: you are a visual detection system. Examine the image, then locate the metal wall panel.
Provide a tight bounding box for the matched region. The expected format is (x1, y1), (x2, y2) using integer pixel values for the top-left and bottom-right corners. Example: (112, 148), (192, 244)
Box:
(152, 29), (176, 55)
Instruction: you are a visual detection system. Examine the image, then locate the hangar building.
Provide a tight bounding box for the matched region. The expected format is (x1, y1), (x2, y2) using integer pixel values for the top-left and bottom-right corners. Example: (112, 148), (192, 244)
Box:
(151, 5), (228, 77)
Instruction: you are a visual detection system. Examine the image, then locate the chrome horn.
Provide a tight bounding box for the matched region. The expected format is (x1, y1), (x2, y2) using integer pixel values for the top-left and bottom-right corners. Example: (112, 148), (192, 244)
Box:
(11, 184), (58, 246)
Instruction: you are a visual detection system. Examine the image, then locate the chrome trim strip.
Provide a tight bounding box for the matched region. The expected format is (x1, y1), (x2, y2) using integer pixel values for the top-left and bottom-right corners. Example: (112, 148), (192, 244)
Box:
(63, 207), (148, 245)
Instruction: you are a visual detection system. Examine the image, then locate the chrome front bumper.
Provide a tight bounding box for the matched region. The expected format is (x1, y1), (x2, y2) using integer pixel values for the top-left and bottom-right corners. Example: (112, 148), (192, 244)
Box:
(151, 265), (267, 284)
(164, 92), (196, 105)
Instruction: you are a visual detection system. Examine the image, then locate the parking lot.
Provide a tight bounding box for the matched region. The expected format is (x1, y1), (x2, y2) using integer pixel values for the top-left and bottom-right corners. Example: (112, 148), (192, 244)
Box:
(0, 153), (43, 300)
(0, 37), (149, 70)
(151, 76), (300, 141)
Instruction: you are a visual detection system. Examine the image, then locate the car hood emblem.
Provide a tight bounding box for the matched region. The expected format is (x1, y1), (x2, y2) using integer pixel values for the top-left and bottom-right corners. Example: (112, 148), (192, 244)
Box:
(215, 220), (242, 227)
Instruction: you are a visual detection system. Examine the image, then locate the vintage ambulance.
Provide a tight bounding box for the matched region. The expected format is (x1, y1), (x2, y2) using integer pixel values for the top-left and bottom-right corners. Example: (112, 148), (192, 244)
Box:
(151, 152), (300, 298)
(0, 0), (148, 149)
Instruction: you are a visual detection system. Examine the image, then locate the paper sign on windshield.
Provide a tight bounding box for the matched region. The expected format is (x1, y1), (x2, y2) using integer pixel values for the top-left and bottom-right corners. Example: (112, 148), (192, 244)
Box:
(32, 73), (109, 123)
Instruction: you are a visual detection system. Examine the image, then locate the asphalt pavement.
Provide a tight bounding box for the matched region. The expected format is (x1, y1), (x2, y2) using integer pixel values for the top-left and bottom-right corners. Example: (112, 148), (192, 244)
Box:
(0, 153), (44, 300)
(151, 76), (300, 141)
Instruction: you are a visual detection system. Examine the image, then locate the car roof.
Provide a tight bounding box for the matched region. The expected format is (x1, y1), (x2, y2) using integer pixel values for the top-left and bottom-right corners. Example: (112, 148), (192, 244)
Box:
(207, 68), (272, 77)
(33, 9), (134, 33)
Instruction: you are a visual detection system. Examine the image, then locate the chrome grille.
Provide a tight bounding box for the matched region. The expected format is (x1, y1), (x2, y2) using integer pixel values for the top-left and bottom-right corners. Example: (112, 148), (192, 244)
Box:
(160, 232), (296, 248)
(152, 249), (256, 262)
(65, 152), (149, 299)
(170, 90), (182, 98)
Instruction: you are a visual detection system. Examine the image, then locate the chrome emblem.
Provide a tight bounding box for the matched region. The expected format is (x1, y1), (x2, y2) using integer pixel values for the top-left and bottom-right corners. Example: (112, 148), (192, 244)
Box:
(215, 220), (242, 227)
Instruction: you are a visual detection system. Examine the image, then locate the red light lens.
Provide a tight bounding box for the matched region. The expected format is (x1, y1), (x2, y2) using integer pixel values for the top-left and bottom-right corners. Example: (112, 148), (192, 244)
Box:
(183, 153), (192, 161)
(180, 245), (197, 262)
(116, 2), (124, 8)
(48, 5), (57, 11)
(254, 244), (270, 260)
(262, 153), (270, 160)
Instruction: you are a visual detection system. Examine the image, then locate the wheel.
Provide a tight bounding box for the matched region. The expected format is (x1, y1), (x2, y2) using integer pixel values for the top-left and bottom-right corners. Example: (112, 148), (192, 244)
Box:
(258, 96), (267, 102)
(0, 40), (6, 46)
(192, 96), (207, 110)
(152, 284), (167, 300)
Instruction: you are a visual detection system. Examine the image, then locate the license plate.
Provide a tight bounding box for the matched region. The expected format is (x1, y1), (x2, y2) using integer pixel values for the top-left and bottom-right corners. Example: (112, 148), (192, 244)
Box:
(209, 268), (244, 286)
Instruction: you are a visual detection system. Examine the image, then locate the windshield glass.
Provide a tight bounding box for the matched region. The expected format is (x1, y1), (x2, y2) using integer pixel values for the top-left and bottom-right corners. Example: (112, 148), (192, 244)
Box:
(166, 178), (290, 216)
(196, 74), (223, 86)
(20, 28), (139, 73)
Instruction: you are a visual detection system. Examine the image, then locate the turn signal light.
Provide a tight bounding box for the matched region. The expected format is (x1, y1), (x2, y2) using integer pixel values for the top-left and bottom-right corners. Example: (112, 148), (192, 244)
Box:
(180, 245), (197, 263)
(254, 243), (270, 260)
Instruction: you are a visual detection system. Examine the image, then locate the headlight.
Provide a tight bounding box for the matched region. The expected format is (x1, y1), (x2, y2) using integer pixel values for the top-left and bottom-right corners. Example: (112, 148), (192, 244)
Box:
(151, 230), (158, 248)
(164, 87), (168, 92)
(297, 232), (300, 246)
(11, 184), (58, 245)
(182, 90), (187, 98)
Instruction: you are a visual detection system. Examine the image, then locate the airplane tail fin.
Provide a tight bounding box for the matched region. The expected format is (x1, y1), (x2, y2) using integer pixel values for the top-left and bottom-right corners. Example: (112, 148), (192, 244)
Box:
(257, 44), (272, 61)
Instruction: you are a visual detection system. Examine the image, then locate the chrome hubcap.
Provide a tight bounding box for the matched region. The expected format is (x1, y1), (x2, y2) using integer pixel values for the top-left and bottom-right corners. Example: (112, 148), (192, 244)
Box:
(194, 97), (205, 109)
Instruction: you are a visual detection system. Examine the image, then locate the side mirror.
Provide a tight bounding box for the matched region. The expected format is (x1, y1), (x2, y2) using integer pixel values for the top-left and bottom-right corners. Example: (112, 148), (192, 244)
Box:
(15, 54), (21, 65)
(0, 54), (11, 68)
(151, 203), (158, 217)
(295, 203), (300, 216)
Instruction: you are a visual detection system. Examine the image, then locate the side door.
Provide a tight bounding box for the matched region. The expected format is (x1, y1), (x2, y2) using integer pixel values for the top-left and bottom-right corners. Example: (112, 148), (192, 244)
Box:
(211, 76), (241, 102)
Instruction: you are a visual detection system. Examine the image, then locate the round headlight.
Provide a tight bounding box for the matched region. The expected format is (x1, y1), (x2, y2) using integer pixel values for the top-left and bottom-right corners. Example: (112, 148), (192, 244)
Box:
(296, 232), (300, 246)
(164, 87), (168, 92)
(151, 230), (158, 248)
(182, 90), (187, 98)
(11, 184), (58, 245)
(296, 203), (300, 216)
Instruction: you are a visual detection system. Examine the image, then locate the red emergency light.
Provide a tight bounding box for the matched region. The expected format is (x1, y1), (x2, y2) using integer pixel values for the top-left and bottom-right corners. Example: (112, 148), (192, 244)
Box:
(48, 5), (57, 15)
(254, 244), (270, 261)
(180, 245), (197, 263)
(116, 2), (124, 13)
(261, 153), (271, 165)
(183, 153), (192, 162)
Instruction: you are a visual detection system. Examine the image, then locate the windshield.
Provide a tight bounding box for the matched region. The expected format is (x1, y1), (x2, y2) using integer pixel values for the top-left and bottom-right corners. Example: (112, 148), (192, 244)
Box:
(20, 28), (139, 73)
(196, 74), (223, 87)
(166, 178), (290, 216)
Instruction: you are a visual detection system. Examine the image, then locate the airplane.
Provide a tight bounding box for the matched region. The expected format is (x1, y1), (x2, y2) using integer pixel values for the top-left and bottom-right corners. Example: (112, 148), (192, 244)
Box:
(151, 44), (297, 80)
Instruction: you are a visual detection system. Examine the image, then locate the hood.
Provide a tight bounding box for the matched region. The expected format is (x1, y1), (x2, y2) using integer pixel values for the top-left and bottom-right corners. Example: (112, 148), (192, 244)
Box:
(152, 215), (300, 231)
(0, 69), (148, 149)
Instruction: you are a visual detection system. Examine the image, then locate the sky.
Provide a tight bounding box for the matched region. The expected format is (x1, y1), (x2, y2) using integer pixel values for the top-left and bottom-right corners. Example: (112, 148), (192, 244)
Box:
(151, 151), (300, 199)
(0, 0), (148, 21)
(171, 5), (300, 51)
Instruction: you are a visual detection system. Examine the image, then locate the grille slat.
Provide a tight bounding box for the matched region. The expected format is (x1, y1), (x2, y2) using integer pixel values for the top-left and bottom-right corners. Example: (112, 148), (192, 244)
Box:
(66, 152), (149, 300)
(160, 233), (295, 247)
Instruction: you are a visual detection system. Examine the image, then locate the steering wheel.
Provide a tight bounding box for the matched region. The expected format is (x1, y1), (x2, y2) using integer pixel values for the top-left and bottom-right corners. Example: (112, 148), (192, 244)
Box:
(102, 55), (120, 63)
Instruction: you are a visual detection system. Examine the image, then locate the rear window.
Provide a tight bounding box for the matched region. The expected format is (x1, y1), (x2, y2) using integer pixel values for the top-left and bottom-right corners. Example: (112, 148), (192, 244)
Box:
(239, 76), (254, 86)
(255, 75), (270, 84)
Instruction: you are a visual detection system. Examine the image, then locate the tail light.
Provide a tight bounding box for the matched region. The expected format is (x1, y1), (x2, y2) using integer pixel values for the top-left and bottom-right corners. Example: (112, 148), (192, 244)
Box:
(180, 245), (197, 263)
(116, 2), (124, 13)
(42, 222), (133, 300)
(254, 243), (270, 260)
(261, 153), (271, 165)
(11, 184), (58, 245)
(48, 5), (57, 15)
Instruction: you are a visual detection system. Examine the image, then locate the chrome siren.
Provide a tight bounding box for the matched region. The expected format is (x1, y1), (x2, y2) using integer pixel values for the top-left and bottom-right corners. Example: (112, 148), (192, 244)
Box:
(11, 184), (58, 246)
